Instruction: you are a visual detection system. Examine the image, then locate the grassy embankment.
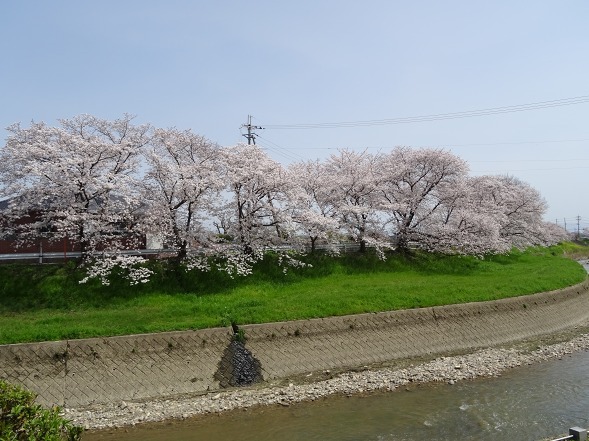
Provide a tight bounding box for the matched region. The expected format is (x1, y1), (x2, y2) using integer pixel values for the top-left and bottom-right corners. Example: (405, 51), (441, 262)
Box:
(0, 243), (588, 345)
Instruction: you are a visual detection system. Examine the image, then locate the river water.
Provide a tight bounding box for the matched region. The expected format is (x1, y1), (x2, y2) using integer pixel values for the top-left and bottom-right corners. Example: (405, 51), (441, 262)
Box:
(85, 348), (589, 441)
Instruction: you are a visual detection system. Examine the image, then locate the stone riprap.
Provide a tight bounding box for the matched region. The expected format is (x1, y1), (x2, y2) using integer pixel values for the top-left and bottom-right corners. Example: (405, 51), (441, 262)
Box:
(66, 330), (589, 430)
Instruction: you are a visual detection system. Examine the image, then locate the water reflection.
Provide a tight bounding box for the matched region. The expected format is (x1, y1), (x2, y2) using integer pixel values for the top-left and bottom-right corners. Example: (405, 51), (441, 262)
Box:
(85, 350), (589, 441)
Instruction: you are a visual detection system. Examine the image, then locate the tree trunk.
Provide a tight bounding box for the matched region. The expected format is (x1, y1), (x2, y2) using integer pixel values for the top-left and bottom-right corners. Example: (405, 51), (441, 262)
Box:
(310, 236), (317, 253)
(396, 234), (410, 254)
(359, 238), (366, 253)
(177, 240), (188, 260)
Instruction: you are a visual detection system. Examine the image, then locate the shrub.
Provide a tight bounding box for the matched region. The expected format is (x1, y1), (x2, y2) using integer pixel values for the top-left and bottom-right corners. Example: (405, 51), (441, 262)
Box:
(0, 380), (83, 441)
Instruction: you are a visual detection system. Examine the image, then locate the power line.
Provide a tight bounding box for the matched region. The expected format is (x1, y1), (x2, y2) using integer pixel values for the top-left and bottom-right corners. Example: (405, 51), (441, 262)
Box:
(435, 138), (589, 148)
(264, 137), (589, 151)
(469, 159), (589, 163)
(262, 95), (589, 130)
(240, 115), (264, 145)
(256, 134), (308, 162)
(471, 166), (589, 173)
(563, 216), (588, 223)
(236, 115), (308, 162)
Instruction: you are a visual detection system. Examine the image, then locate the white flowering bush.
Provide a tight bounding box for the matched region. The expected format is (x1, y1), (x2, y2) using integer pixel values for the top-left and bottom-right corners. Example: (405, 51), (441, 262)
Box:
(79, 255), (154, 286)
(184, 255), (211, 272)
(276, 251), (313, 274)
(215, 248), (262, 278)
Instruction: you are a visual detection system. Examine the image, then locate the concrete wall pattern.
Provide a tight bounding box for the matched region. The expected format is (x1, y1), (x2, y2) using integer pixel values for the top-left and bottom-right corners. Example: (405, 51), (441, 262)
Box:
(1, 280), (588, 408)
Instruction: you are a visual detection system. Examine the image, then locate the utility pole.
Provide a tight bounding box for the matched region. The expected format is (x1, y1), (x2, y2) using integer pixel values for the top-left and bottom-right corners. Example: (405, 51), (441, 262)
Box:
(240, 115), (264, 145)
(577, 215), (582, 239)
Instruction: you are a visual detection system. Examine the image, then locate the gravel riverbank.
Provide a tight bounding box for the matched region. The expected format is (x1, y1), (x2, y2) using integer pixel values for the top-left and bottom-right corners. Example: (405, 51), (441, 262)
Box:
(66, 325), (589, 431)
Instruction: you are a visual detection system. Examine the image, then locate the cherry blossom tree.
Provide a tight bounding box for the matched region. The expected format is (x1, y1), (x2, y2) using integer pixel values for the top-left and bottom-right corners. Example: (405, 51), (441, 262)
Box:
(540, 220), (571, 245)
(421, 176), (509, 255)
(286, 159), (339, 253)
(0, 114), (152, 284)
(141, 127), (223, 260)
(467, 174), (552, 249)
(376, 147), (469, 253)
(322, 149), (385, 253)
(213, 144), (305, 276)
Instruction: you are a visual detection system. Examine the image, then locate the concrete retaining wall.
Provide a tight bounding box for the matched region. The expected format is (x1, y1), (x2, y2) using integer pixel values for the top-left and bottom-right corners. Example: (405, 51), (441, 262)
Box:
(1, 279), (589, 408)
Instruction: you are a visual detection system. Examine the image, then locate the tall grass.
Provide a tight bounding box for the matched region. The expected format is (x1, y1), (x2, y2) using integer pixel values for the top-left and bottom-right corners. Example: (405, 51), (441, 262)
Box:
(0, 246), (586, 344)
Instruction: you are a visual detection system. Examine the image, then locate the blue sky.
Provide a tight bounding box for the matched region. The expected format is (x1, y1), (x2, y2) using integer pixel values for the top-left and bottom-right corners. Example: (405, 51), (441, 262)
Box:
(1, 1), (588, 230)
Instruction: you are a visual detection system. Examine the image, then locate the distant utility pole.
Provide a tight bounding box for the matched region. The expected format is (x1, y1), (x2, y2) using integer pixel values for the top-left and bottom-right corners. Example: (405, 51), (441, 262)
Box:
(240, 115), (264, 145)
(577, 215), (582, 239)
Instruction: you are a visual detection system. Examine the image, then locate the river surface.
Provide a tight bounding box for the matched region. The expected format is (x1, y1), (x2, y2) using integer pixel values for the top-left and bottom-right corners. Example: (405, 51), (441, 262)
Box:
(85, 348), (589, 441)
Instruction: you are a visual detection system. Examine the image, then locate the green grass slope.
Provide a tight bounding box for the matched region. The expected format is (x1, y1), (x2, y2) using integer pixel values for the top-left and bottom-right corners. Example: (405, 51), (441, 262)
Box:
(0, 245), (586, 344)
